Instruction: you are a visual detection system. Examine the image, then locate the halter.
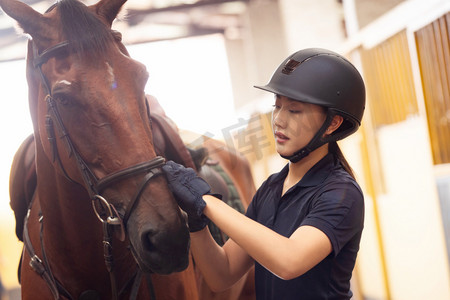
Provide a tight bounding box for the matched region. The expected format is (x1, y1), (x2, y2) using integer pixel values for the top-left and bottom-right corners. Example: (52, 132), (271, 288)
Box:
(26, 39), (161, 300)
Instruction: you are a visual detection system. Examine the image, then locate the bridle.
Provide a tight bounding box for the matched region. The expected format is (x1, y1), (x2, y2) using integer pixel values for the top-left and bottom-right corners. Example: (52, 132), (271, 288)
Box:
(24, 38), (162, 300)
(33, 39), (165, 216)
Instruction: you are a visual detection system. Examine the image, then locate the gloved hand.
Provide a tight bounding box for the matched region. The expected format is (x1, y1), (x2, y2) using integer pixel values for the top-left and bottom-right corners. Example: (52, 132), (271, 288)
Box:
(162, 160), (211, 232)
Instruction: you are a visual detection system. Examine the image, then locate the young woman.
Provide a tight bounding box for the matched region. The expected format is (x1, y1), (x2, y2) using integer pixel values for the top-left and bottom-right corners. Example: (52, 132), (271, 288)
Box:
(163, 48), (366, 299)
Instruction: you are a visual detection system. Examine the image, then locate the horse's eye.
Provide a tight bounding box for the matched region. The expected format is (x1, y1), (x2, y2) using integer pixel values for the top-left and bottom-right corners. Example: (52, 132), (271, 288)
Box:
(54, 95), (71, 106)
(112, 30), (122, 42)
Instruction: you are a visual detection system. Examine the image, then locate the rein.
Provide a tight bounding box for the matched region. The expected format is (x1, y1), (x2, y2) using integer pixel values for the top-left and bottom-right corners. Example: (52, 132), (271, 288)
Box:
(26, 39), (160, 300)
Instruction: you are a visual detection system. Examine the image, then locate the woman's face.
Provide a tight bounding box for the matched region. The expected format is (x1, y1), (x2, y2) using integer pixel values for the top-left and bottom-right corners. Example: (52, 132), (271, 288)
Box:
(272, 95), (327, 157)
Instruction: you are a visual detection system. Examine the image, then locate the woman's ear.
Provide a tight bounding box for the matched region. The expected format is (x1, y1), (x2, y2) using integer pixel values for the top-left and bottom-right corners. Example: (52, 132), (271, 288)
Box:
(325, 115), (344, 135)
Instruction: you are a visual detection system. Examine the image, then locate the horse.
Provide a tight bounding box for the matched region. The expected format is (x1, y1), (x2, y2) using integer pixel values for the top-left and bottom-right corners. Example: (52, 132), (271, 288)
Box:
(10, 97), (257, 300)
(4, 0), (257, 299)
(3, 0), (192, 298)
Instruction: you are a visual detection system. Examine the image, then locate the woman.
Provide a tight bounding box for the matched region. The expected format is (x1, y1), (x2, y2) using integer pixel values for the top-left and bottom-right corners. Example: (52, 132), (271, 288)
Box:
(163, 48), (366, 299)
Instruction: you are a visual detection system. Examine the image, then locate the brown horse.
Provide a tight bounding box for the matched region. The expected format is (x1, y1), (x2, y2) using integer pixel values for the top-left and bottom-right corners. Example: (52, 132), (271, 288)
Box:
(3, 0), (191, 299)
(10, 100), (258, 300)
(11, 94), (257, 300)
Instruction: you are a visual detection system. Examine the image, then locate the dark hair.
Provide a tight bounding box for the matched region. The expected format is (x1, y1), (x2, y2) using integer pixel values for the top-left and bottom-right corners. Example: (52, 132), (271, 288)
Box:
(329, 141), (355, 179)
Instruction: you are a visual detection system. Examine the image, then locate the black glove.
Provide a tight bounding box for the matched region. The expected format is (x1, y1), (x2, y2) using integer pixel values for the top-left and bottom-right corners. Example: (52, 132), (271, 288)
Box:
(162, 161), (211, 232)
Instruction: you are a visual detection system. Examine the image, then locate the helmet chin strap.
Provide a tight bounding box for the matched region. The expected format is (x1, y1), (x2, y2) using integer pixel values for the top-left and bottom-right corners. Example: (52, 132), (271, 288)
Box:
(281, 112), (335, 163)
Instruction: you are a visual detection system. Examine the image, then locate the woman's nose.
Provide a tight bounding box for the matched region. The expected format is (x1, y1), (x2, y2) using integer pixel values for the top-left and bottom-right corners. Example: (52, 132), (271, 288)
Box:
(272, 109), (286, 128)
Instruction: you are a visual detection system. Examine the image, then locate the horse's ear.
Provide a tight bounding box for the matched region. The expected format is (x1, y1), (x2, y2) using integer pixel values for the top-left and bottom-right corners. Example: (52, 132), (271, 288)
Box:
(94, 0), (127, 27)
(0, 0), (47, 37)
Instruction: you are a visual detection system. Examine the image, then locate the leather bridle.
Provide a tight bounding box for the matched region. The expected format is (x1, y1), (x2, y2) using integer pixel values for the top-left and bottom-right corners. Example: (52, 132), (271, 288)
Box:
(33, 39), (165, 212)
(24, 38), (162, 300)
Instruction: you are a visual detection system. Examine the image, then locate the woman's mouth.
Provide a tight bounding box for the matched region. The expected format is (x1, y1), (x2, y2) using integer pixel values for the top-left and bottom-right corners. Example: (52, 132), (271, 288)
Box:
(274, 131), (289, 143)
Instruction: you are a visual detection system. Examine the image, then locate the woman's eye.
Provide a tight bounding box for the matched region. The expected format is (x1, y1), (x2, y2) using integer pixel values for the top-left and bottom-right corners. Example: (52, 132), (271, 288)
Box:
(289, 109), (300, 113)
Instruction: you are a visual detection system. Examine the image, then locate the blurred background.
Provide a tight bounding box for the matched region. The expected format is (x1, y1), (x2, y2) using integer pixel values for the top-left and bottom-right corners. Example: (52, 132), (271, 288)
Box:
(0, 0), (449, 299)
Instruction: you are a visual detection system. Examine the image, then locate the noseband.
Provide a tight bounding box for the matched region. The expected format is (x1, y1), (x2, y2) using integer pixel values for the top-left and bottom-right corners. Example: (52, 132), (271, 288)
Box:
(26, 39), (161, 300)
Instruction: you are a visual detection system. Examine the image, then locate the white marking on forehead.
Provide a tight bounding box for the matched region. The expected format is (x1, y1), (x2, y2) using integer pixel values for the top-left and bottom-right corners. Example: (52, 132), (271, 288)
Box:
(58, 80), (72, 86)
(106, 62), (118, 90)
(106, 62), (115, 81)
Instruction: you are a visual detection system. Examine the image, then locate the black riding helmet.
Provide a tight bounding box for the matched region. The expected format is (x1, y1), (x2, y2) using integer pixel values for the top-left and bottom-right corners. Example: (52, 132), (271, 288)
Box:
(255, 48), (365, 163)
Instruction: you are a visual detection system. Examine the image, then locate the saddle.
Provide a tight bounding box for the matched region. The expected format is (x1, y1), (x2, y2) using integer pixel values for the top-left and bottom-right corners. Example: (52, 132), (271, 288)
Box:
(9, 134), (36, 242)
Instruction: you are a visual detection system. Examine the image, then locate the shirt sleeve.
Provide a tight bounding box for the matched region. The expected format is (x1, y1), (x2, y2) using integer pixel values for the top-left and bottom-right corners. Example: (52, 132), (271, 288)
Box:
(300, 181), (364, 256)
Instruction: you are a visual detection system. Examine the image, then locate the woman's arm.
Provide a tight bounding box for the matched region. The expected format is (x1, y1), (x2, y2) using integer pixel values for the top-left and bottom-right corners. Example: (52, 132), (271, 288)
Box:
(161, 161), (332, 284)
(202, 195), (332, 280)
(189, 227), (254, 292)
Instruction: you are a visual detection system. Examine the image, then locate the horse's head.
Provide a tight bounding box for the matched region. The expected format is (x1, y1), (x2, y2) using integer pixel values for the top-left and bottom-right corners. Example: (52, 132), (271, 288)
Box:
(0, 0), (190, 274)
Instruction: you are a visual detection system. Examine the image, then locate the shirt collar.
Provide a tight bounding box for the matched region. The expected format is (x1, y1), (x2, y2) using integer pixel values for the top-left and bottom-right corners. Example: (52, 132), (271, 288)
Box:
(269, 153), (336, 188)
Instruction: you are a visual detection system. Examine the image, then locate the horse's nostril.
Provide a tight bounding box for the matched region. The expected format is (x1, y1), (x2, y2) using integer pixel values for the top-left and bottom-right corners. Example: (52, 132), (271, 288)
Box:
(129, 221), (190, 274)
(141, 230), (155, 252)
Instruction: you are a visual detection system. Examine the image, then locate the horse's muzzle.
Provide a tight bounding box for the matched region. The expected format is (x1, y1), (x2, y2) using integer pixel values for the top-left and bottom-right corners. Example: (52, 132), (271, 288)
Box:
(127, 218), (190, 274)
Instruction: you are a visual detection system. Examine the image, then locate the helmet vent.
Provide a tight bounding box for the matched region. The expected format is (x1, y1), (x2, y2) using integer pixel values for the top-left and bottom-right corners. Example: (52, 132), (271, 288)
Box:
(282, 59), (300, 75)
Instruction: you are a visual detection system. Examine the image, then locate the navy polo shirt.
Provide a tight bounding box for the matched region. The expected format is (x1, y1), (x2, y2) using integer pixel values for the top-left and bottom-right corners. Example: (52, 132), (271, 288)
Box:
(245, 153), (364, 300)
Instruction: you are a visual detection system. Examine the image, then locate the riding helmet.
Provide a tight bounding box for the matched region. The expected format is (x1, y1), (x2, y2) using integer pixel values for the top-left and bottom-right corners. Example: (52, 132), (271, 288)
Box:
(254, 48), (365, 162)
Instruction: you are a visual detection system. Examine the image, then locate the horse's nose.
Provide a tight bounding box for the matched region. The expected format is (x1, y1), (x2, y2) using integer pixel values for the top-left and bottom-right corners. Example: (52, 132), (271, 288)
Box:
(140, 225), (190, 273)
(141, 225), (189, 254)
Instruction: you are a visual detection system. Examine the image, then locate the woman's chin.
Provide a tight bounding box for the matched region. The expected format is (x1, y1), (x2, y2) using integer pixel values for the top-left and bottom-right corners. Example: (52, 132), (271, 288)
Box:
(276, 147), (294, 159)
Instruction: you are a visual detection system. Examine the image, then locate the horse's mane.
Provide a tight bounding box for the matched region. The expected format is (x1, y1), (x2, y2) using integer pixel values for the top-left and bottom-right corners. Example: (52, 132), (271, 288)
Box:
(57, 0), (114, 59)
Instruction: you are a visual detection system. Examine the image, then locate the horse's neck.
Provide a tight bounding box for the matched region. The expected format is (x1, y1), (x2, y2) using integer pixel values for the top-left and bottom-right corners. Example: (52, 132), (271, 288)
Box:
(38, 173), (101, 244)
(31, 145), (137, 296)
(150, 112), (197, 170)
(34, 144), (104, 262)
